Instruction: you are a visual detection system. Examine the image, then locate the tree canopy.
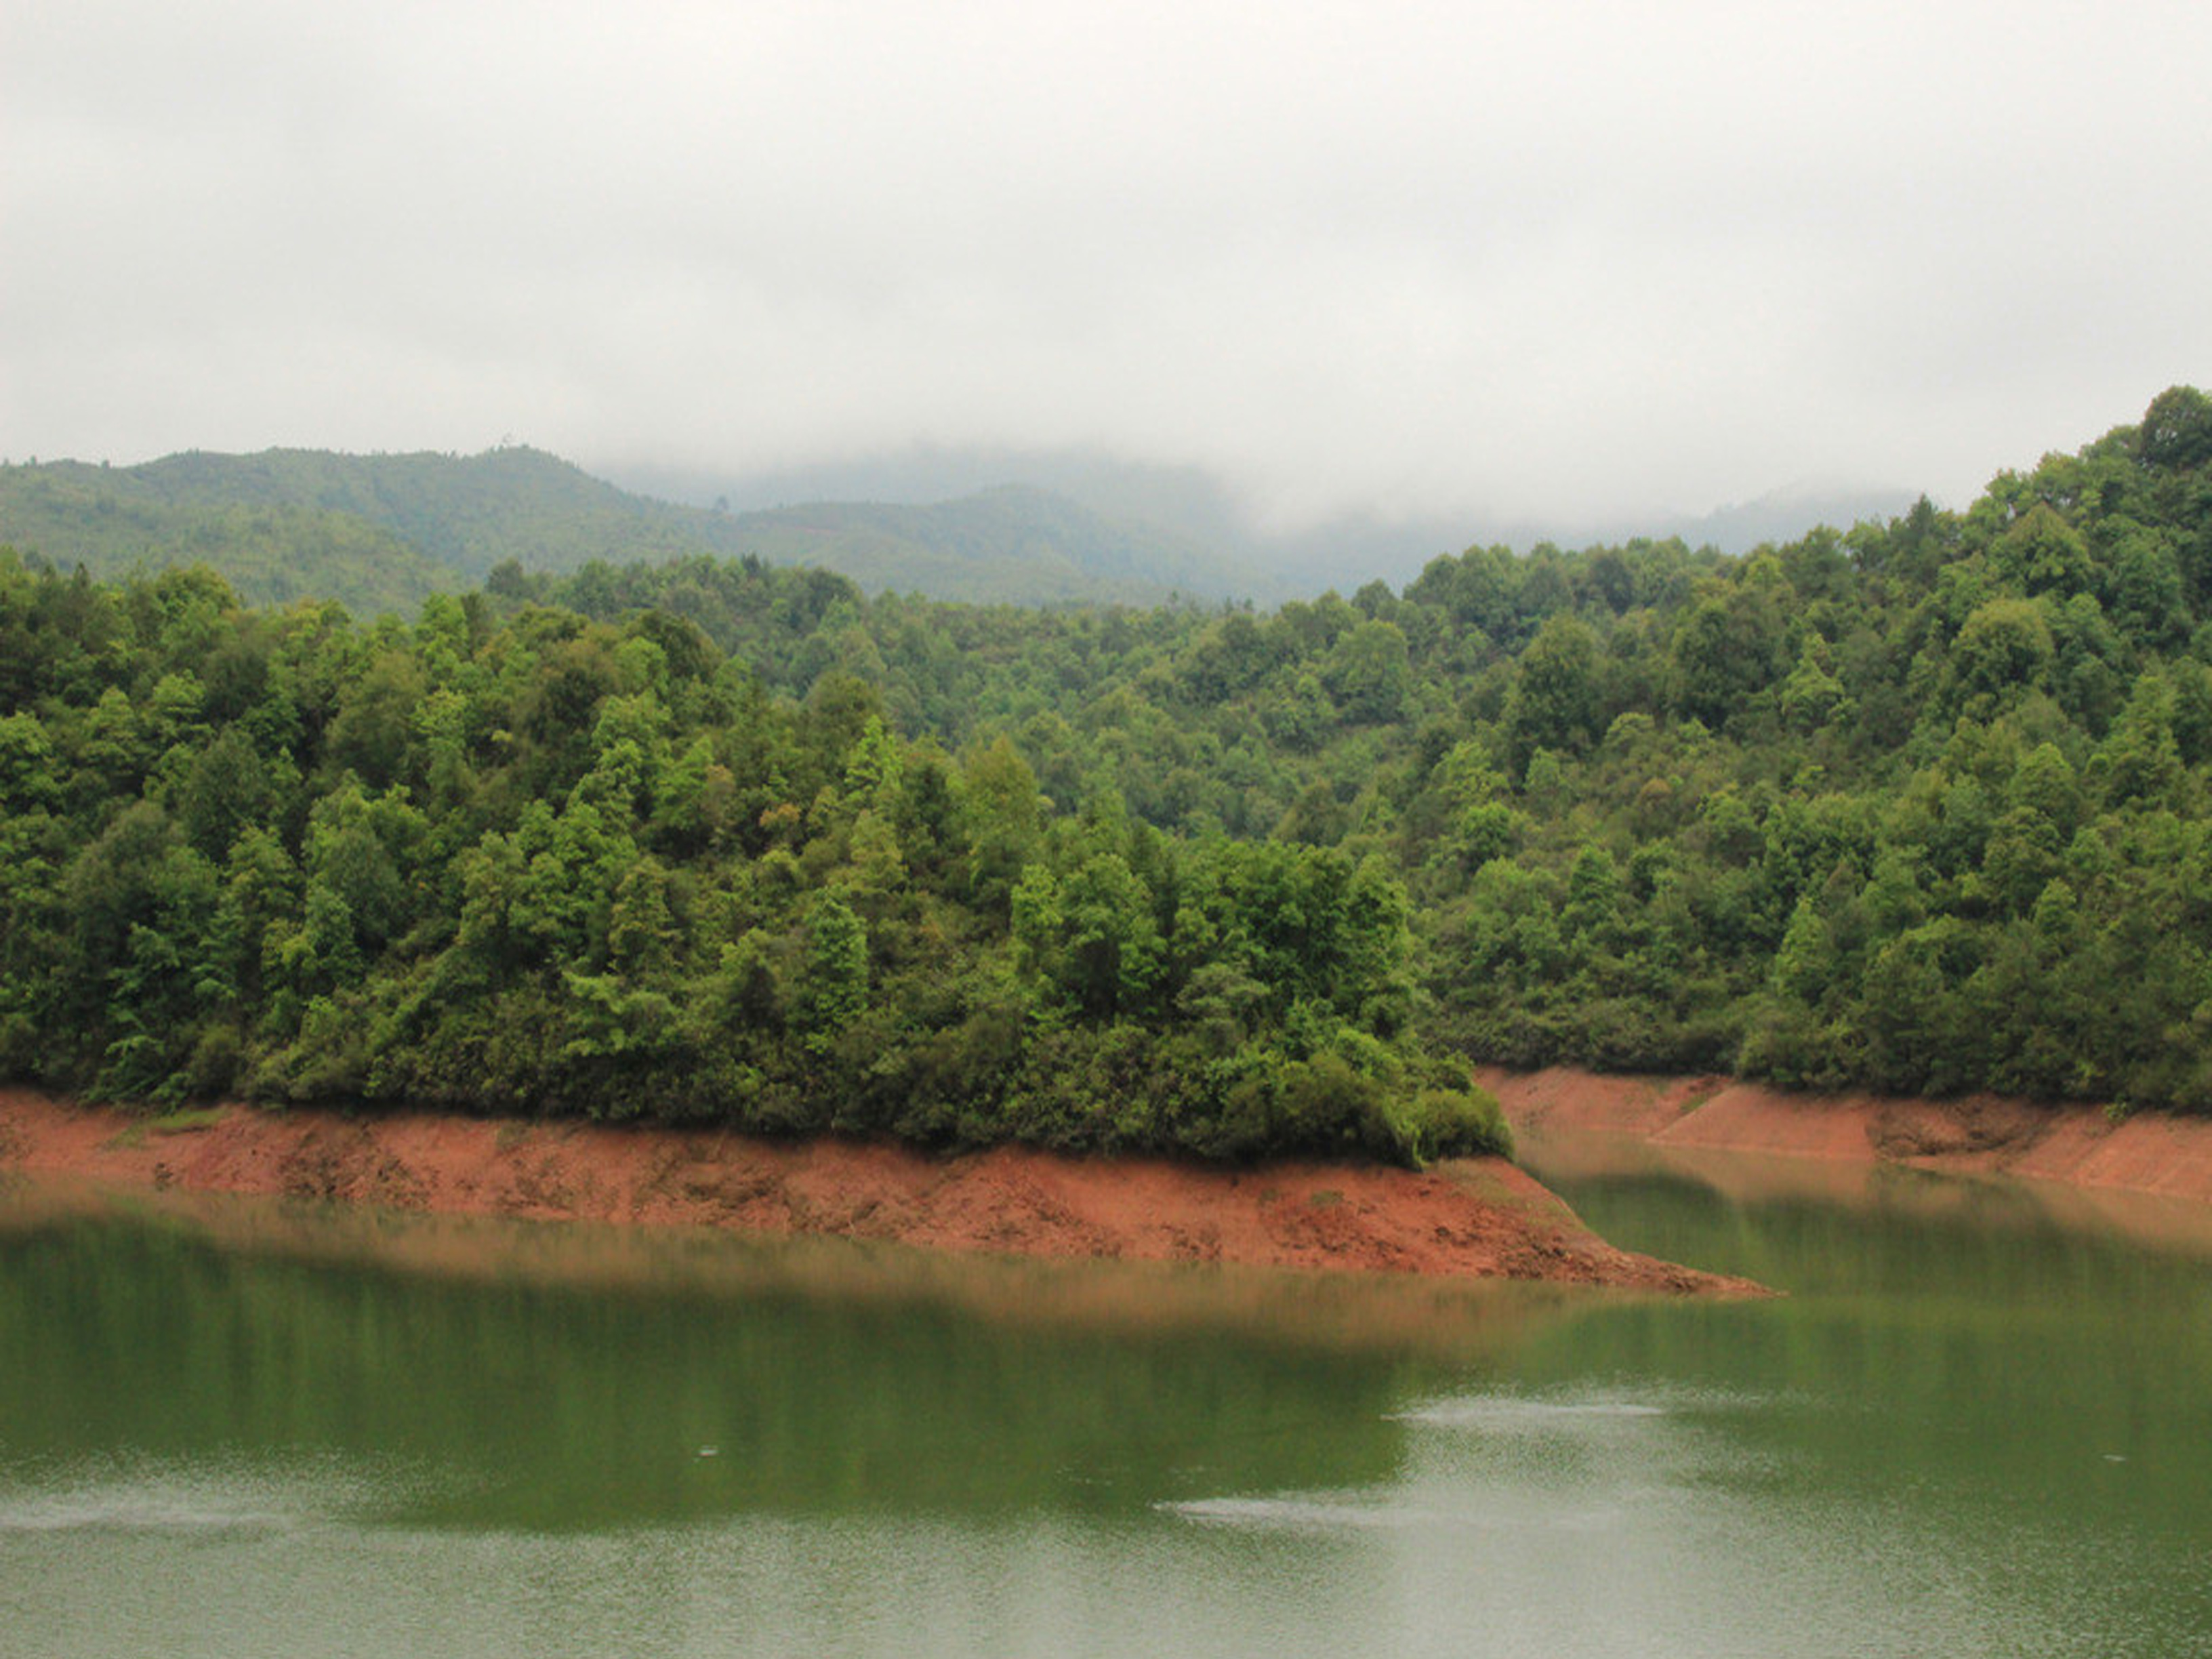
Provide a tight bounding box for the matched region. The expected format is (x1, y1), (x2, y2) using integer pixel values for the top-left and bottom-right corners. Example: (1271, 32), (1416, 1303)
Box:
(5, 386), (2212, 1154)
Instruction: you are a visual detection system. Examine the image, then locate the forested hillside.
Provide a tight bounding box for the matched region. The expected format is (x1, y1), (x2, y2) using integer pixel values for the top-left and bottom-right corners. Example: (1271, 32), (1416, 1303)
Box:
(693, 485), (1246, 605)
(0, 448), (1245, 609)
(0, 460), (457, 615)
(3, 388), (2209, 1151)
(0, 568), (1500, 1166)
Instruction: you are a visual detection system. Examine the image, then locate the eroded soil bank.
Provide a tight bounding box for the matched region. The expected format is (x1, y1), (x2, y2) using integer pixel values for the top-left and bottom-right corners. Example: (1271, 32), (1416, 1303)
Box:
(1479, 1065), (2212, 1203)
(0, 1090), (1757, 1295)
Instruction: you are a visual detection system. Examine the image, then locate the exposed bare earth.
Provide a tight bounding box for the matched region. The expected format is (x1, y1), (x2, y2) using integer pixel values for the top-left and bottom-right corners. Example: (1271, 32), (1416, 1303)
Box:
(0, 1090), (1759, 1295)
(1479, 1065), (2212, 1202)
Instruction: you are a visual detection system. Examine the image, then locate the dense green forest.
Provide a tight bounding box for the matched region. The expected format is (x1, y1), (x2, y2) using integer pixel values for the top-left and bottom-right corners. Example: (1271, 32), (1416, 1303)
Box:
(4, 388), (2211, 1161)
(0, 565), (1498, 1167)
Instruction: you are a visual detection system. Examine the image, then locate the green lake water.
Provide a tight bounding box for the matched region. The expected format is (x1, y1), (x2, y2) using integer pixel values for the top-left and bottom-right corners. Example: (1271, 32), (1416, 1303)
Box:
(3, 1134), (2211, 1658)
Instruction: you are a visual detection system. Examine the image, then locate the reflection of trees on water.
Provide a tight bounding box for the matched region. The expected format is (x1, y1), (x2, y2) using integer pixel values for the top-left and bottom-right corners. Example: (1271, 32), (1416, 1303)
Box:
(0, 1195), (1578, 1529)
(1517, 1150), (2212, 1544)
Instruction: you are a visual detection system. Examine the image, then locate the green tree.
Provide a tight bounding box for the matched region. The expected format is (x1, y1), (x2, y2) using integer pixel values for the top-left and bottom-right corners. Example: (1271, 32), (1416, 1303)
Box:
(798, 890), (869, 1052)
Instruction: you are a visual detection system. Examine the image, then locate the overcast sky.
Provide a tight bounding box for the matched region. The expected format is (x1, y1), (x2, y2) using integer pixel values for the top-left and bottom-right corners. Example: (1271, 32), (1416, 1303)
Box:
(5, 1), (2209, 532)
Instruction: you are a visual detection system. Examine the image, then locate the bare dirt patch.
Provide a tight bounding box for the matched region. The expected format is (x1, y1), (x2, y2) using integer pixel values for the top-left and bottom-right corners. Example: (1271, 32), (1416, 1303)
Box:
(1477, 1064), (2212, 1206)
(0, 1088), (1759, 1296)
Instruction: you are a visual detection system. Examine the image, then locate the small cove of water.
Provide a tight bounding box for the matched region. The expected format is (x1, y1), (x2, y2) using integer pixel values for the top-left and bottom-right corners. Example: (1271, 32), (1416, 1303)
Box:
(3, 1143), (2210, 1657)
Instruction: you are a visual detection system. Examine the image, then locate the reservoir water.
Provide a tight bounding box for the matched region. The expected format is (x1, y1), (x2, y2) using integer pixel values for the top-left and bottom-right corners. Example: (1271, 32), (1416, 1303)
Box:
(4, 1130), (2210, 1657)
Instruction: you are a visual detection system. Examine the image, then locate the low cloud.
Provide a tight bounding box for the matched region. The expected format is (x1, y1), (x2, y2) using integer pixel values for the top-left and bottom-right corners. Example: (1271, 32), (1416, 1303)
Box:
(6, 1), (2208, 530)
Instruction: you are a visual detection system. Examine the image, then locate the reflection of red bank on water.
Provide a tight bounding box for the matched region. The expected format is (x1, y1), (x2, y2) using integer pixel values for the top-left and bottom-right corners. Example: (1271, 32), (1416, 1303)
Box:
(0, 1089), (1760, 1294)
(1483, 1065), (2212, 1255)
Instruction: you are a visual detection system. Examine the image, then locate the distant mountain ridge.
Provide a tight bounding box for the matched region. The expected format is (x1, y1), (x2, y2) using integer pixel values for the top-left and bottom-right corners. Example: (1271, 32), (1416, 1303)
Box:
(126, 446), (712, 580)
(1662, 482), (1923, 555)
(613, 446), (1925, 594)
(713, 483), (1259, 603)
(0, 447), (1257, 612)
(0, 442), (1919, 617)
(0, 457), (457, 614)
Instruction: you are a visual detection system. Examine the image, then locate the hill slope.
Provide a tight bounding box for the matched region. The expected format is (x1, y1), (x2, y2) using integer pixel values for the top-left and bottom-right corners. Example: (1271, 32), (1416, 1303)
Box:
(714, 485), (1251, 602)
(1, 448), (1258, 609)
(0, 460), (456, 614)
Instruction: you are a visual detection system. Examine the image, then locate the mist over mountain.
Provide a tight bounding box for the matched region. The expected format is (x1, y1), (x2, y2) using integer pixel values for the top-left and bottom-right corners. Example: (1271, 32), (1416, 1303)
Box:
(606, 447), (1923, 597)
(1, 437), (1923, 619)
(1664, 482), (1925, 556)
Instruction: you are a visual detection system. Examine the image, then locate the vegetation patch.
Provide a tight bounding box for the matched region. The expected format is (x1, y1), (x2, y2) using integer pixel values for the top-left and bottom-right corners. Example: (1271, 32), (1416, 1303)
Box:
(3, 386), (2211, 1156)
(149, 1106), (227, 1136)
